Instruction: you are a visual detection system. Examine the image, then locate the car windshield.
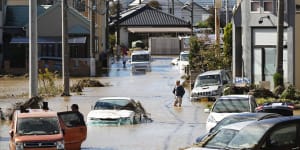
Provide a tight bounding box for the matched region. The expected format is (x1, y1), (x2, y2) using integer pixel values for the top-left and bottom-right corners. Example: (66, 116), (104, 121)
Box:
(195, 75), (221, 87)
(212, 98), (250, 113)
(210, 117), (255, 133)
(132, 54), (150, 62)
(205, 129), (238, 149)
(17, 117), (60, 135)
(227, 124), (268, 149)
(94, 99), (133, 110)
(180, 53), (189, 61)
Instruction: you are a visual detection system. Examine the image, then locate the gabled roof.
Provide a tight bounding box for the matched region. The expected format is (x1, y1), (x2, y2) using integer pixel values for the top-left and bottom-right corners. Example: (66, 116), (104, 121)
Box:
(5, 5), (46, 26)
(117, 4), (190, 27)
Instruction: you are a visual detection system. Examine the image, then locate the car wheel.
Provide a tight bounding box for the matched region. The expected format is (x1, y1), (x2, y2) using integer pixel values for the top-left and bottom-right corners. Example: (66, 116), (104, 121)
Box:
(133, 114), (142, 124)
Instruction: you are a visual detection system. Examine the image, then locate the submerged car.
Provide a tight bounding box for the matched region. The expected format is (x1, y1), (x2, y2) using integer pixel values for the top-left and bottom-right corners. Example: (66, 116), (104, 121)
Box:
(186, 116), (300, 150)
(87, 97), (151, 126)
(195, 112), (281, 143)
(256, 102), (294, 116)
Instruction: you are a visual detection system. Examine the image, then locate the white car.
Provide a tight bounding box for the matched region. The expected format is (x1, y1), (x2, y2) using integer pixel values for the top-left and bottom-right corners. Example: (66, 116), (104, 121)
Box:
(190, 69), (231, 101)
(87, 97), (149, 126)
(204, 95), (257, 131)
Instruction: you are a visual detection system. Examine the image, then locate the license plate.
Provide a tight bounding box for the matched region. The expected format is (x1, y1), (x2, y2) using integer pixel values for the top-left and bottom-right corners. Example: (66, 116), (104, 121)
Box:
(200, 97), (208, 101)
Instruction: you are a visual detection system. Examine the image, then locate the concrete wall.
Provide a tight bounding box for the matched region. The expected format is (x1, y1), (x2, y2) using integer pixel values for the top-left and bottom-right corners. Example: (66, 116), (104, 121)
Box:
(296, 0), (300, 89)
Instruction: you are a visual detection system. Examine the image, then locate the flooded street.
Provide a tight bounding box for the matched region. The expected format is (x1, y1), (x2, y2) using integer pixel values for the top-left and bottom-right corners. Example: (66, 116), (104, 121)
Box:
(0, 56), (209, 150)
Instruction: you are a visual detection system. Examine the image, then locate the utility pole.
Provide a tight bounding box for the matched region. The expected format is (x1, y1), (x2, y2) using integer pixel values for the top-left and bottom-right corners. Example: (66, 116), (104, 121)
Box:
(62, 0), (70, 96)
(276, 0), (284, 86)
(29, 0), (38, 98)
(226, 0), (229, 24)
(89, 0), (96, 76)
(191, 0), (194, 35)
(116, 0), (120, 60)
(215, 0), (221, 47)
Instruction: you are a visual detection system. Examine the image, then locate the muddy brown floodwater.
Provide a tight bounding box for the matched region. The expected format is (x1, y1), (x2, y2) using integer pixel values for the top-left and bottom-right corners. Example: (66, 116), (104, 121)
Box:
(1, 56), (299, 150)
(0, 56), (209, 150)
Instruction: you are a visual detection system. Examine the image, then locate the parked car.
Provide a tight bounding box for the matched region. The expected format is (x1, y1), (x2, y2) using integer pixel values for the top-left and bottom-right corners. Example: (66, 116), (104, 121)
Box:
(186, 116), (300, 150)
(190, 69), (232, 101)
(204, 95), (257, 131)
(130, 50), (151, 72)
(256, 102), (294, 116)
(178, 51), (189, 73)
(87, 97), (151, 126)
(195, 112), (281, 143)
(9, 107), (87, 150)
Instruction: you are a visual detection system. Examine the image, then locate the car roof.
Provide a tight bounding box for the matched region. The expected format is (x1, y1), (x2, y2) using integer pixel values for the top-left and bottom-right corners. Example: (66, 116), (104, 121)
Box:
(16, 109), (58, 118)
(223, 116), (300, 131)
(199, 69), (224, 76)
(224, 112), (280, 120)
(131, 50), (150, 55)
(218, 95), (252, 100)
(180, 51), (189, 54)
(98, 97), (132, 100)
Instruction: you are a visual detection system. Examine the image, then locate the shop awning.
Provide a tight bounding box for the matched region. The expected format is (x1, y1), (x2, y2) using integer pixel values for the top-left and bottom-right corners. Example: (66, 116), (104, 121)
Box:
(127, 27), (191, 33)
(10, 37), (87, 44)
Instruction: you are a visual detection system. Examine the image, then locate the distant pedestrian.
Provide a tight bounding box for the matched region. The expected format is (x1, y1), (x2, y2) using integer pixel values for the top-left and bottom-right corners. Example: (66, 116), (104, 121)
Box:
(172, 80), (185, 107)
(71, 104), (84, 122)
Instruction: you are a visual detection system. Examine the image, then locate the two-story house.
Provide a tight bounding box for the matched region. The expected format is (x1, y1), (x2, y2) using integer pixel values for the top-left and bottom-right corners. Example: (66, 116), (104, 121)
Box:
(232, 0), (297, 89)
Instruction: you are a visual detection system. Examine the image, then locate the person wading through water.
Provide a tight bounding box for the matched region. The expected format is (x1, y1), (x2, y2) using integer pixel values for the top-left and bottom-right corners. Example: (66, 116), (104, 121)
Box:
(172, 80), (185, 107)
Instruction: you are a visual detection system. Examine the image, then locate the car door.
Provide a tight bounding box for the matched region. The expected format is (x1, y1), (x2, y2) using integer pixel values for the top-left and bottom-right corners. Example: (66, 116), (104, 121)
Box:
(259, 123), (299, 150)
(57, 111), (87, 150)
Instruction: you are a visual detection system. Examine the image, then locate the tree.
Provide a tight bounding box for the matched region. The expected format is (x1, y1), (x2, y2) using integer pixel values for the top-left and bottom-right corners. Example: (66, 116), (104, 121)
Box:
(148, 0), (161, 9)
(223, 22), (232, 70)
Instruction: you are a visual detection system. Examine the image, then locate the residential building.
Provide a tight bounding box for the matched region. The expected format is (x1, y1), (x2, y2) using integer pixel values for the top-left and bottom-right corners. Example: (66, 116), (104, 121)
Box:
(110, 4), (191, 54)
(232, 0), (297, 89)
(129, 0), (210, 25)
(1, 1), (93, 76)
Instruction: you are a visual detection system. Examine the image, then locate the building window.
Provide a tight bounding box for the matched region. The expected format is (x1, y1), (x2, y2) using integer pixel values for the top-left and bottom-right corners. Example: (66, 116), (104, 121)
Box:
(263, 0), (273, 12)
(296, 4), (300, 13)
(251, 0), (260, 12)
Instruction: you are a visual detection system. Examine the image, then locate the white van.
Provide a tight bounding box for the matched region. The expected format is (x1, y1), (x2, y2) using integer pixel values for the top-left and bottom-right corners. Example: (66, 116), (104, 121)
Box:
(190, 69), (232, 101)
(130, 50), (151, 72)
(178, 51), (189, 74)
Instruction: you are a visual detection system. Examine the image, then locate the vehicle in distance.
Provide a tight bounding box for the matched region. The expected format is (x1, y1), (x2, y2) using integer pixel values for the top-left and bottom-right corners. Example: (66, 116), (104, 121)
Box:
(87, 97), (151, 126)
(178, 50), (189, 74)
(185, 116), (300, 150)
(190, 69), (231, 101)
(9, 108), (87, 150)
(205, 95), (257, 131)
(256, 102), (294, 116)
(130, 50), (151, 72)
(195, 112), (281, 143)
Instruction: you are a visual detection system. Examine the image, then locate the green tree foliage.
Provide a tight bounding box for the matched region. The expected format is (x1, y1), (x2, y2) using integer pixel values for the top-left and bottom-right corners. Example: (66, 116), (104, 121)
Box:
(196, 21), (209, 28)
(148, 0), (161, 9)
(38, 68), (62, 97)
(223, 23), (232, 70)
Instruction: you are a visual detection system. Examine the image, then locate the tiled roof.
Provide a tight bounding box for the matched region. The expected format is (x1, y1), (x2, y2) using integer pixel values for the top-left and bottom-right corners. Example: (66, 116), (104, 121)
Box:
(117, 4), (190, 27)
(5, 5), (46, 26)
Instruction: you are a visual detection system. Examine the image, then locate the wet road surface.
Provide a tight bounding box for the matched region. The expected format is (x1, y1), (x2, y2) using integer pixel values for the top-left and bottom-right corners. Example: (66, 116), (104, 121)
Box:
(0, 56), (209, 150)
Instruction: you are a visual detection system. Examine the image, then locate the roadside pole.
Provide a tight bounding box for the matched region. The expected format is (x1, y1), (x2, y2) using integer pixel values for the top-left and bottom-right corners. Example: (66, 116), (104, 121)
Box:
(29, 0), (38, 98)
(62, 0), (70, 96)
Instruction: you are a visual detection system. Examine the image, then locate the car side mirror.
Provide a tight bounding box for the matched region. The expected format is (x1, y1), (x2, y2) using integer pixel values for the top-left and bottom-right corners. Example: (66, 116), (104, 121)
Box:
(9, 130), (14, 138)
(204, 108), (210, 113)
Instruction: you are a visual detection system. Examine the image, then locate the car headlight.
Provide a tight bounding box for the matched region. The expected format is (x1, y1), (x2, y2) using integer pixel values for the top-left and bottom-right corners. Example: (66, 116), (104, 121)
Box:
(120, 117), (132, 125)
(207, 115), (217, 123)
(15, 142), (24, 150)
(56, 140), (65, 150)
